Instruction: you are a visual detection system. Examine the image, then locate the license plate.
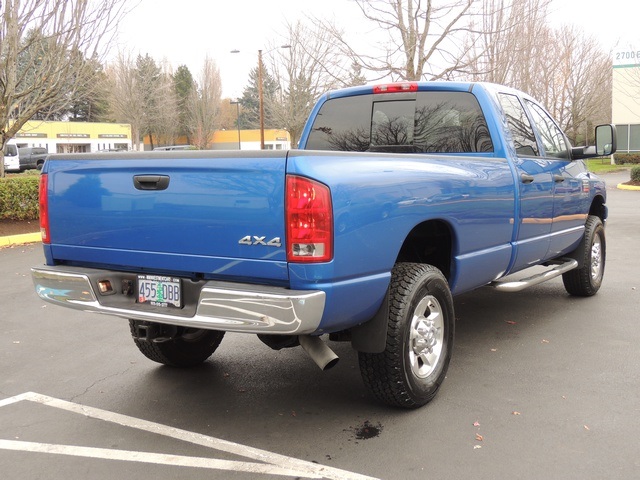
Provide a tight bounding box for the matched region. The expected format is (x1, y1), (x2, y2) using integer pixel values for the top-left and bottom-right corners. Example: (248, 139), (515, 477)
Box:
(137, 275), (182, 308)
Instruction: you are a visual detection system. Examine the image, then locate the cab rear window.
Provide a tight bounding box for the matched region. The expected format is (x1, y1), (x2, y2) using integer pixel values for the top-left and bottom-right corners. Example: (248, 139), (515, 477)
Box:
(305, 91), (493, 153)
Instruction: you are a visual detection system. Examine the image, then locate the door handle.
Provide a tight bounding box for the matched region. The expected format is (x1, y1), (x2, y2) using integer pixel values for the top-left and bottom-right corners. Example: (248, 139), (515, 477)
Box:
(520, 173), (535, 184)
(133, 175), (170, 191)
(553, 174), (565, 183)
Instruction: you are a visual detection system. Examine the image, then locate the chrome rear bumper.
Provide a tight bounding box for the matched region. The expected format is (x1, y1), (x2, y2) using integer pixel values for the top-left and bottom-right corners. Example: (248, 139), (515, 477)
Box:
(31, 266), (325, 335)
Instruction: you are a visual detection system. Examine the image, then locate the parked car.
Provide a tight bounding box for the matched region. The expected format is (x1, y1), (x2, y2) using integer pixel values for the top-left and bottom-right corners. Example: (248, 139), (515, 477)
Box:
(18, 147), (48, 171)
(153, 145), (197, 151)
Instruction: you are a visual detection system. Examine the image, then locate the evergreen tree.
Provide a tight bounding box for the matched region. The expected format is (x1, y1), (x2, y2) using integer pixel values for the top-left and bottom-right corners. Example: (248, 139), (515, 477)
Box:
(135, 54), (162, 148)
(173, 65), (195, 142)
(238, 67), (280, 129)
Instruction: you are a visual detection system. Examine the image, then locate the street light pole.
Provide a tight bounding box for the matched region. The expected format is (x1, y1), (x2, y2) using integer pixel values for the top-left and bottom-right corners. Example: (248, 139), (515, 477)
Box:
(231, 45), (290, 151)
(258, 49), (265, 150)
(230, 100), (241, 150)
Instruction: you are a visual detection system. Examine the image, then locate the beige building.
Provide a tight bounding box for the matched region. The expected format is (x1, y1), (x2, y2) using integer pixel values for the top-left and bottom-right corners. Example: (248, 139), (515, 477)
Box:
(612, 47), (640, 153)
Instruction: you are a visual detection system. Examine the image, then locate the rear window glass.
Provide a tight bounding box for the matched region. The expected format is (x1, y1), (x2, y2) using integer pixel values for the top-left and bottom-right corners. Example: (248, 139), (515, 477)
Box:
(305, 91), (493, 153)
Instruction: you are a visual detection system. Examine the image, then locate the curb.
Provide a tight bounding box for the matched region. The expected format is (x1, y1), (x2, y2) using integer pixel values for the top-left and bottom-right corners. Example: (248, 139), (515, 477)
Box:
(0, 232), (41, 248)
(617, 183), (640, 191)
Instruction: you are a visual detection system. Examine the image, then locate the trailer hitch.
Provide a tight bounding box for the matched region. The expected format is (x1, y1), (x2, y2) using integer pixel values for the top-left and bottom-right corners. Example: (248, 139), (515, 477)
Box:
(131, 321), (178, 344)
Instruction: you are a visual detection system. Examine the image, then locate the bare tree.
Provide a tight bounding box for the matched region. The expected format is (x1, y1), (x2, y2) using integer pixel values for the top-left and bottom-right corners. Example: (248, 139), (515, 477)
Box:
(463, 0), (611, 145)
(0, 0), (127, 176)
(152, 61), (180, 147)
(269, 21), (344, 147)
(105, 53), (145, 150)
(464, 0), (552, 88)
(318, 0), (484, 82)
(548, 26), (611, 145)
(105, 53), (179, 150)
(188, 56), (222, 149)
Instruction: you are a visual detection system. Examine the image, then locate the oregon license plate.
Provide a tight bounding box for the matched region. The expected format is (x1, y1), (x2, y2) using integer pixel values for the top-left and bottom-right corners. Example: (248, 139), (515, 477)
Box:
(137, 275), (182, 308)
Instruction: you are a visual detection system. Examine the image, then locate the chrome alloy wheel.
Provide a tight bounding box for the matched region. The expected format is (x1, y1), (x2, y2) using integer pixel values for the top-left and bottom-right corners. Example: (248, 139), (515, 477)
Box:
(409, 295), (444, 378)
(591, 236), (603, 282)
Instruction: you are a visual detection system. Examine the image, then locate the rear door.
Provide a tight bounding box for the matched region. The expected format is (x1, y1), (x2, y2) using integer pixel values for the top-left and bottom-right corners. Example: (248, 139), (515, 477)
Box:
(497, 93), (554, 272)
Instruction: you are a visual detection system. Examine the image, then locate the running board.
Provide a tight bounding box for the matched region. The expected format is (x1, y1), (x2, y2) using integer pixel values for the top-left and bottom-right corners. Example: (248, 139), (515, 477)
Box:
(488, 258), (578, 292)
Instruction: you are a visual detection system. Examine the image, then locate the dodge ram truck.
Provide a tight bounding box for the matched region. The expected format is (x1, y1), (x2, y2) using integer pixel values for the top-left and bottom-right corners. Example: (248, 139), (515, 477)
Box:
(32, 82), (615, 408)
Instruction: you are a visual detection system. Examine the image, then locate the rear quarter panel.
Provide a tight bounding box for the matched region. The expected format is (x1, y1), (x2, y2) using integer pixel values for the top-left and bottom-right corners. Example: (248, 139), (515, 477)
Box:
(287, 150), (516, 332)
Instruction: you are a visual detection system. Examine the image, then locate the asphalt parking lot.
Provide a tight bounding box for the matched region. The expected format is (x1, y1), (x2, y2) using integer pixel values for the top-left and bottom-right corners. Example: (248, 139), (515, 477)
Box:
(1, 171), (638, 479)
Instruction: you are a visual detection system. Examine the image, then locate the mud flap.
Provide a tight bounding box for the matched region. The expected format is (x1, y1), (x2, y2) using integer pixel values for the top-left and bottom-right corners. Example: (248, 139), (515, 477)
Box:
(350, 290), (389, 353)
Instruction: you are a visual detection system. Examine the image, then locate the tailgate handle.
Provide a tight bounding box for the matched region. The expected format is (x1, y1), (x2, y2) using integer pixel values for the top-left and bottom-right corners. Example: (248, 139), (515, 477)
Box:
(133, 175), (170, 191)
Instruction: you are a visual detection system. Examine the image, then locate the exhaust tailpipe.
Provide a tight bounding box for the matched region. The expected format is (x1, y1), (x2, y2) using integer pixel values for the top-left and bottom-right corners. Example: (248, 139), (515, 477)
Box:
(299, 335), (339, 371)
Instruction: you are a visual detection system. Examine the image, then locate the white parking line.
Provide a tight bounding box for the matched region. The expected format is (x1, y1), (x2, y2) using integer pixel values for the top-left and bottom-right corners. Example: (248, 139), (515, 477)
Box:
(0, 439), (322, 477)
(0, 392), (379, 480)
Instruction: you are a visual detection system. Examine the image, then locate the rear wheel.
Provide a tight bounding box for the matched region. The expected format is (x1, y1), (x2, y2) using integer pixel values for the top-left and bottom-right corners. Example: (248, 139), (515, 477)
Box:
(129, 320), (225, 367)
(358, 263), (455, 408)
(562, 215), (605, 297)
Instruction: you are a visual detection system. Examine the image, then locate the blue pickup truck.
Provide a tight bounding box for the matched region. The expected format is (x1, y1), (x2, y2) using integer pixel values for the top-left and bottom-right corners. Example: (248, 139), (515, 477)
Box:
(32, 82), (615, 408)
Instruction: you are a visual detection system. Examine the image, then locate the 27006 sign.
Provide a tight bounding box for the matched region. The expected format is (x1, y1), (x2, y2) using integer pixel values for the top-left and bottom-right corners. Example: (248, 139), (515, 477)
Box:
(614, 49), (640, 66)
(137, 274), (182, 308)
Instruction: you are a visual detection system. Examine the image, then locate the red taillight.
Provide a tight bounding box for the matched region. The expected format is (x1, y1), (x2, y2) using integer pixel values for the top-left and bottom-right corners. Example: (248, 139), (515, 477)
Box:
(286, 175), (333, 263)
(39, 174), (50, 244)
(373, 82), (418, 94)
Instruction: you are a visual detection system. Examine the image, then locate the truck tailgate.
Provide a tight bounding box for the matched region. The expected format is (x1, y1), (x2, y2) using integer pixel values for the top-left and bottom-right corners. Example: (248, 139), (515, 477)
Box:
(44, 151), (288, 283)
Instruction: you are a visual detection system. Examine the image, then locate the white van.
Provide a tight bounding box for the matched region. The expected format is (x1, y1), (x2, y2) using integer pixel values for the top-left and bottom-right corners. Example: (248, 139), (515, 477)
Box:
(3, 142), (20, 172)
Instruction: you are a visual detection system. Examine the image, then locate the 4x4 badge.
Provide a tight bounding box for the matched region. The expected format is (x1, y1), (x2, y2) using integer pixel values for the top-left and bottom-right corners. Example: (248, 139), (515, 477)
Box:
(238, 235), (282, 247)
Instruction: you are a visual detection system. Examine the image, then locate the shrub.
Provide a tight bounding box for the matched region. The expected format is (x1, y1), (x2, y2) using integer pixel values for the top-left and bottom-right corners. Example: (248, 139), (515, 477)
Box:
(614, 153), (640, 165)
(631, 166), (640, 182)
(0, 175), (40, 220)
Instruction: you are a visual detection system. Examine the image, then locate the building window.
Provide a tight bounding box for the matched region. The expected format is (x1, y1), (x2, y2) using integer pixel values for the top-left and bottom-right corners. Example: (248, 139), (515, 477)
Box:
(614, 124), (640, 152)
(630, 124), (640, 151)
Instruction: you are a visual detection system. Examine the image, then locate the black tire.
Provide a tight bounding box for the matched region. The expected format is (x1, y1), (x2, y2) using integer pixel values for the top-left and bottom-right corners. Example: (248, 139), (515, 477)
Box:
(358, 263), (455, 408)
(562, 215), (605, 297)
(129, 320), (225, 367)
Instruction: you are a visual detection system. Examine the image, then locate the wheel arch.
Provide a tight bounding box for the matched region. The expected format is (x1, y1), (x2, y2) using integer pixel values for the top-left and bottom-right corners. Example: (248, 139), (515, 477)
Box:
(351, 219), (456, 353)
(395, 219), (455, 281)
(589, 194), (607, 223)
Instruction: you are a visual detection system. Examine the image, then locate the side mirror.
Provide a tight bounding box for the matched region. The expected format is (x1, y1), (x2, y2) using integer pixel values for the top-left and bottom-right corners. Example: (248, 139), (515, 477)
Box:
(595, 124), (617, 156)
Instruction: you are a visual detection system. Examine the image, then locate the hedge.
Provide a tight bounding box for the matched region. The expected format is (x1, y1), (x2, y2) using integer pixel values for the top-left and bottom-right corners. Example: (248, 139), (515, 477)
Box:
(614, 153), (640, 165)
(0, 175), (40, 220)
(631, 166), (640, 182)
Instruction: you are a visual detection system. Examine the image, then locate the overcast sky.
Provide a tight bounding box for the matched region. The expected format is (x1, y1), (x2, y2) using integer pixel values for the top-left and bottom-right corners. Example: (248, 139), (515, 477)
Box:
(112, 0), (639, 98)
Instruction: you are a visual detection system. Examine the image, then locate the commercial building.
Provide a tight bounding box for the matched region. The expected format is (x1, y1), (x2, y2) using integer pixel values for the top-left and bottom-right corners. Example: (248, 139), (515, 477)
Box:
(146, 129), (291, 151)
(210, 129), (291, 151)
(10, 120), (132, 153)
(612, 47), (640, 153)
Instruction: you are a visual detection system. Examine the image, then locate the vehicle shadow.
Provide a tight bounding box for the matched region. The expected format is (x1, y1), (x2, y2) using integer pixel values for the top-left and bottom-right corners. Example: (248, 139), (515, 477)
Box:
(116, 279), (589, 418)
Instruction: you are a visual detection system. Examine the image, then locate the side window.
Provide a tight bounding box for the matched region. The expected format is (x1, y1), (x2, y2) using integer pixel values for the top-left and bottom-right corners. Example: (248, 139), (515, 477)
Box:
(498, 93), (539, 156)
(525, 101), (570, 159)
